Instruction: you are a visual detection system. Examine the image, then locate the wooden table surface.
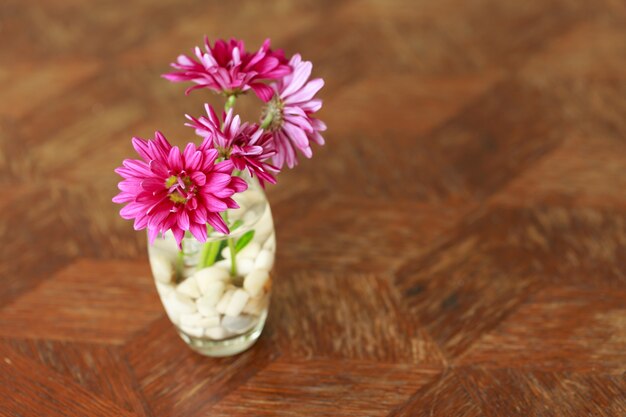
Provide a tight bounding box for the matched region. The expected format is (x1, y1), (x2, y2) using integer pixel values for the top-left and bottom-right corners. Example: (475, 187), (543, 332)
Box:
(2, 0), (626, 415)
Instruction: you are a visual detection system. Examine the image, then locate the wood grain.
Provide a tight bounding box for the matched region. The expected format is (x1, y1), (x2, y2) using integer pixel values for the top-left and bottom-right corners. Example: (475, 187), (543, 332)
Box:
(209, 359), (441, 416)
(1, 0), (626, 415)
(0, 338), (150, 416)
(462, 367), (626, 417)
(389, 370), (484, 417)
(0, 343), (137, 417)
(0, 260), (163, 344)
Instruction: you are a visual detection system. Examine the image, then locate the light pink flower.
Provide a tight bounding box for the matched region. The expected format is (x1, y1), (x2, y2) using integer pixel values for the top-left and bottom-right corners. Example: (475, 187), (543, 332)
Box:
(112, 132), (247, 248)
(163, 37), (291, 102)
(186, 105), (278, 186)
(263, 54), (326, 169)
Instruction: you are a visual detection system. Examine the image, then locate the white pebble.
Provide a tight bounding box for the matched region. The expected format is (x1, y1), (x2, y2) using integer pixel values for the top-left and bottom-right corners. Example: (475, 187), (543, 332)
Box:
(176, 276), (201, 299)
(179, 312), (203, 327)
(243, 296), (268, 316)
(205, 326), (231, 340)
(222, 314), (256, 334)
(196, 297), (219, 317)
(199, 316), (220, 327)
(221, 242), (261, 260)
(215, 258), (254, 276)
(180, 325), (204, 338)
(225, 289), (250, 317)
(214, 259), (233, 271)
(254, 250), (275, 271)
(239, 242), (261, 259)
(167, 292), (197, 314)
(239, 259), (255, 276)
(164, 292), (197, 322)
(216, 288), (236, 314)
(150, 254), (173, 283)
(220, 247), (230, 259)
(194, 267), (230, 294)
(195, 281), (225, 310)
(181, 312), (220, 328)
(211, 259), (231, 274)
(244, 270), (270, 297)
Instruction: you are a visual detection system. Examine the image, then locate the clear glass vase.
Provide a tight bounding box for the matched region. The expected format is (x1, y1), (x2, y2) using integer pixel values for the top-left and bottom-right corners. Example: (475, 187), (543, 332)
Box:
(147, 175), (275, 357)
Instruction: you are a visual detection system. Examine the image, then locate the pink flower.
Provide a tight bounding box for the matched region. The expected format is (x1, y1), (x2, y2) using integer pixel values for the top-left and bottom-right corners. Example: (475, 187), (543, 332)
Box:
(262, 54), (326, 169)
(186, 105), (278, 186)
(112, 132), (247, 248)
(163, 37), (291, 102)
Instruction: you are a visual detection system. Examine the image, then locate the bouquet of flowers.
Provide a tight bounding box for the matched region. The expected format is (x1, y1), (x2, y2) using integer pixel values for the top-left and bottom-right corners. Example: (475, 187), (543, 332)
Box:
(112, 38), (326, 356)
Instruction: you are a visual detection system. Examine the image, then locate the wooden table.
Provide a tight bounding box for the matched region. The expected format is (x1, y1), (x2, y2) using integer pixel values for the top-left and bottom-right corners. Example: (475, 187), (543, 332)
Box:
(1, 0), (625, 415)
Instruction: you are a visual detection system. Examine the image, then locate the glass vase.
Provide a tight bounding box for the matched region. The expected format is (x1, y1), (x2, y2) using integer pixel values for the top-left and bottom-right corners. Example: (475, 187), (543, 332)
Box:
(147, 175), (275, 357)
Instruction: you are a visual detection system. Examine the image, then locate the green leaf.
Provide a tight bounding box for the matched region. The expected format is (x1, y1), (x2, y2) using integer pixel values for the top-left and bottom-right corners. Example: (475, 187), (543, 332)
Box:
(234, 230), (255, 254)
(230, 219), (244, 231)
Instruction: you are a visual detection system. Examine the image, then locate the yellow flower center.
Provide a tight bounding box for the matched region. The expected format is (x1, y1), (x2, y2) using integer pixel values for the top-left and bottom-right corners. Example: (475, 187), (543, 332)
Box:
(165, 174), (195, 204)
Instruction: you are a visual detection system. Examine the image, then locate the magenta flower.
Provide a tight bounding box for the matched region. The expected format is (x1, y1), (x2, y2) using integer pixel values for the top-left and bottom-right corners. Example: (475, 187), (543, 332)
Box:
(112, 132), (247, 248)
(186, 105), (278, 186)
(262, 54), (326, 169)
(163, 37), (291, 102)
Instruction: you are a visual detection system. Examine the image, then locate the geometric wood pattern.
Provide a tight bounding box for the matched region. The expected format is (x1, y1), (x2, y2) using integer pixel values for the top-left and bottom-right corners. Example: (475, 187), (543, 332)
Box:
(0, 260), (163, 344)
(2, 0), (626, 415)
(209, 359), (441, 416)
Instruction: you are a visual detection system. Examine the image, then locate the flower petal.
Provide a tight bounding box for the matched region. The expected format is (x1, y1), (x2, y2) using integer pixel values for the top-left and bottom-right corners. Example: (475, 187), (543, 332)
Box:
(250, 82), (275, 102)
(283, 123), (310, 149)
(207, 212), (229, 235)
(205, 172), (232, 188)
(189, 222), (208, 242)
(284, 78), (324, 104)
(167, 147), (183, 172)
(131, 137), (151, 160)
(281, 60), (312, 99)
(199, 194), (229, 212)
(147, 227), (160, 244)
(171, 226), (185, 249)
(190, 171), (206, 186)
(177, 210), (190, 230)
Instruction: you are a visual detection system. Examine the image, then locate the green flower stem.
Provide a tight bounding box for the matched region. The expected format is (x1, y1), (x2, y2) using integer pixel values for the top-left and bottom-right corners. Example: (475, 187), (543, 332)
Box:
(197, 94), (243, 274)
(225, 94), (237, 112)
(198, 225), (221, 269)
(227, 235), (238, 276)
(198, 241), (210, 268)
(222, 211), (238, 277)
(175, 245), (185, 283)
(222, 95), (238, 277)
(260, 111), (273, 130)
